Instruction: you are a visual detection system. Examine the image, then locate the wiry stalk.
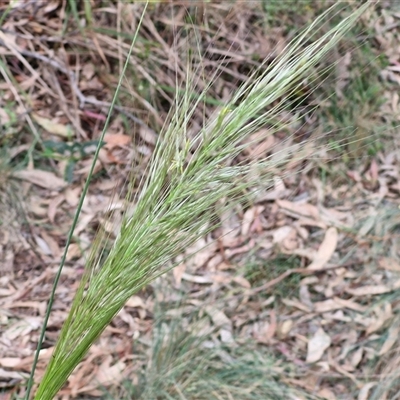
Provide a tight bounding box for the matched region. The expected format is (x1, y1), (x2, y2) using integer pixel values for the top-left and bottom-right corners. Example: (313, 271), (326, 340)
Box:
(33, 3), (370, 399)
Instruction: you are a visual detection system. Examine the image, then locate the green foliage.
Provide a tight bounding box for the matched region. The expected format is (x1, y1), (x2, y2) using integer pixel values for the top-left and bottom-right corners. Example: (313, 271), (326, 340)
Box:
(262, 0), (314, 28)
(0, 99), (20, 146)
(321, 33), (388, 162)
(41, 140), (105, 182)
(245, 254), (301, 297)
(105, 298), (318, 400)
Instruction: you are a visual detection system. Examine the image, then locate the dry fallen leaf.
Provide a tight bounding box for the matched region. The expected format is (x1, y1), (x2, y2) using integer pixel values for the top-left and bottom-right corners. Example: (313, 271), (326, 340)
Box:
(350, 347), (363, 369)
(366, 303), (393, 335)
(277, 199), (320, 221)
(320, 206), (352, 227)
(358, 382), (377, 400)
(12, 169), (67, 190)
(245, 129), (275, 159)
(282, 298), (311, 313)
(232, 276), (251, 288)
(32, 113), (71, 137)
(278, 319), (293, 339)
(172, 262), (186, 288)
(104, 133), (131, 149)
(346, 283), (400, 296)
(264, 309), (277, 341)
(317, 387), (336, 400)
(306, 328), (331, 363)
(33, 235), (53, 256)
(94, 356), (126, 387)
(185, 237), (217, 268)
(220, 328), (234, 343)
(181, 273), (214, 284)
(66, 243), (81, 261)
(241, 206), (264, 236)
(335, 297), (366, 312)
(205, 306), (231, 327)
(307, 227), (338, 270)
(0, 357), (22, 368)
(379, 324), (400, 355)
(369, 158), (379, 183)
(3, 318), (42, 341)
(272, 225), (293, 244)
(378, 257), (400, 272)
(219, 209), (242, 247)
(125, 296), (144, 308)
(0, 367), (28, 381)
(139, 126), (157, 145)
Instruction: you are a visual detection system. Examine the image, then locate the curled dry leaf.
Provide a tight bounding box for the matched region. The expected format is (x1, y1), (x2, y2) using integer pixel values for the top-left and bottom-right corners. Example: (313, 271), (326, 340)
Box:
(47, 194), (65, 223)
(282, 231), (299, 251)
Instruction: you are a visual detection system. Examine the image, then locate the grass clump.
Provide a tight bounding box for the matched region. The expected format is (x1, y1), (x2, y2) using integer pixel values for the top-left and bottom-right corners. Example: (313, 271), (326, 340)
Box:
(105, 295), (317, 400)
(23, 3), (372, 399)
(245, 254), (301, 297)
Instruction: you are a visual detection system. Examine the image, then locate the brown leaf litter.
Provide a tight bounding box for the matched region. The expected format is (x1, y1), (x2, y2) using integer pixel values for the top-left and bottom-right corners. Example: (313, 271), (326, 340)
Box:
(0, 2), (399, 399)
